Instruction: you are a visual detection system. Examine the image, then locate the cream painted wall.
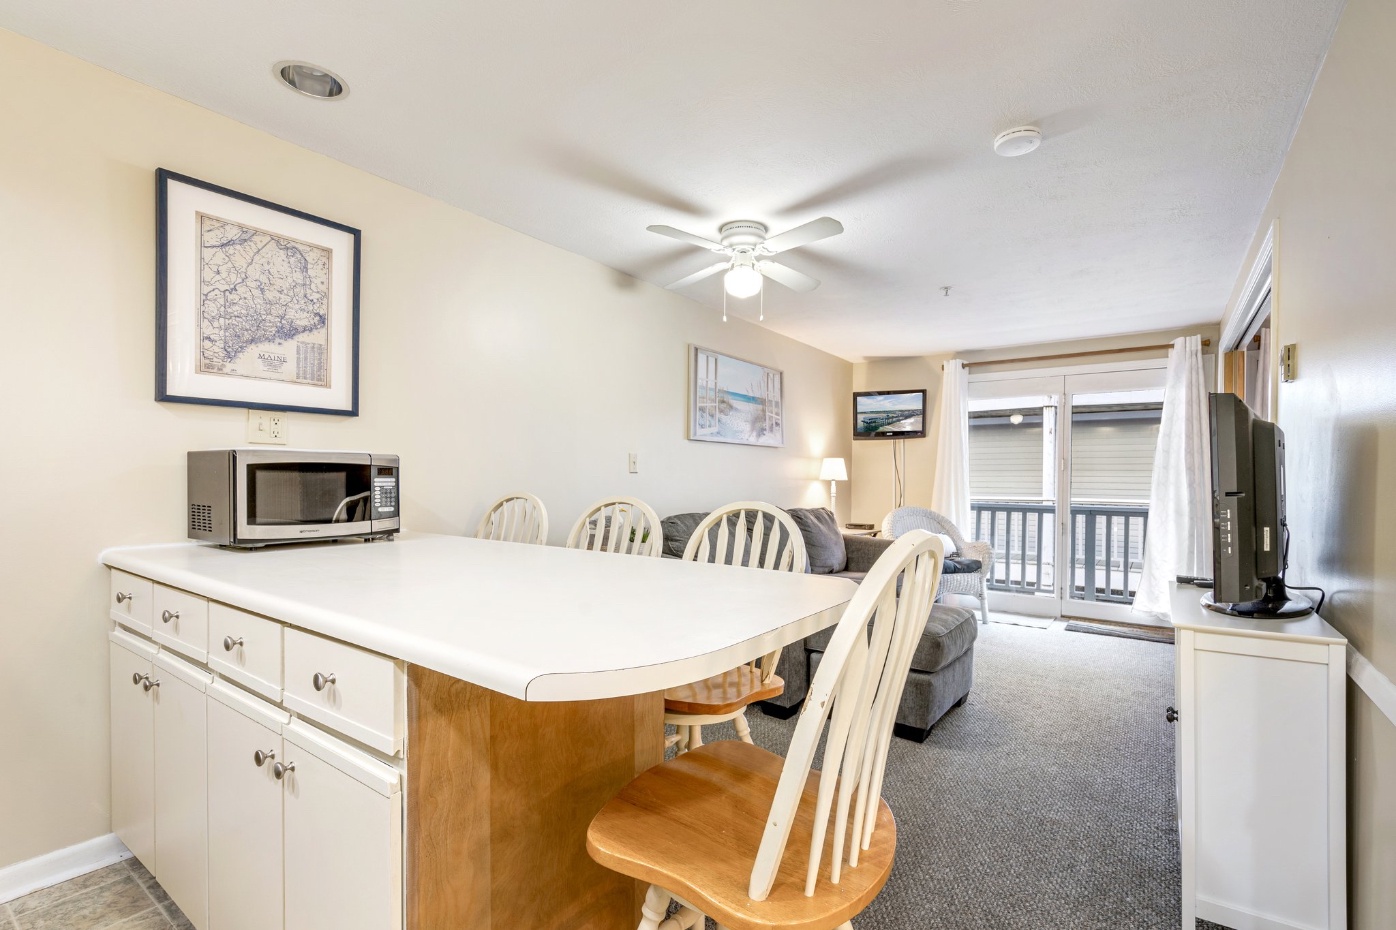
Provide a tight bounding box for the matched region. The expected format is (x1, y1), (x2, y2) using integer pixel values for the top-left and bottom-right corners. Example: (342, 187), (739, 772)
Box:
(849, 355), (952, 528)
(1217, 0), (1396, 921)
(0, 29), (851, 870)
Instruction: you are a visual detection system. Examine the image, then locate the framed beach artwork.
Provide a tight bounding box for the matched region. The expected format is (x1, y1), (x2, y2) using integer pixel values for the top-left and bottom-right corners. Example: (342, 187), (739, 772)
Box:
(155, 169), (361, 416)
(689, 345), (784, 447)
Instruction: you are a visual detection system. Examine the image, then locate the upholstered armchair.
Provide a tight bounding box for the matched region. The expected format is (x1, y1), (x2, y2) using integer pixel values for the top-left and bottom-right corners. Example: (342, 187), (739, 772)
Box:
(882, 507), (993, 623)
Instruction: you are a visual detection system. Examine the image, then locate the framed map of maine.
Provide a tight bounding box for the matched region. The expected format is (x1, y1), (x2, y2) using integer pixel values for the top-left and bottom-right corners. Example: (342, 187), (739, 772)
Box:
(156, 169), (361, 415)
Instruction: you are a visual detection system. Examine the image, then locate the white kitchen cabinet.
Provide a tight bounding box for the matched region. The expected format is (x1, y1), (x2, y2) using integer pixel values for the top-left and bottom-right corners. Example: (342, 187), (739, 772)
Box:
(282, 628), (405, 756)
(282, 720), (403, 930)
(109, 630), (157, 871)
(1169, 584), (1347, 930)
(207, 682), (290, 930)
(208, 603), (283, 702)
(153, 584), (210, 664)
(110, 571), (154, 635)
(153, 651), (213, 930)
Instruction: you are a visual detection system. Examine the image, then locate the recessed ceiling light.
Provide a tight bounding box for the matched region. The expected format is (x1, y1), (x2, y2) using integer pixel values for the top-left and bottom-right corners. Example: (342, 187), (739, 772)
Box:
(274, 61), (348, 100)
(993, 126), (1042, 157)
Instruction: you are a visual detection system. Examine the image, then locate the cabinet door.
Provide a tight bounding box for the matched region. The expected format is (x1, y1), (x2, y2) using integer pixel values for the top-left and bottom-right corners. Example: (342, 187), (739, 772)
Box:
(283, 725), (402, 930)
(109, 634), (156, 871)
(1193, 645), (1331, 929)
(207, 696), (285, 930)
(153, 653), (212, 930)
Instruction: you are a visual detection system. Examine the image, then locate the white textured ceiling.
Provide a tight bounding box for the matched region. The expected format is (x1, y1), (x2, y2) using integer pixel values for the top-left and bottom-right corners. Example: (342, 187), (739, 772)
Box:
(0, 0), (1343, 361)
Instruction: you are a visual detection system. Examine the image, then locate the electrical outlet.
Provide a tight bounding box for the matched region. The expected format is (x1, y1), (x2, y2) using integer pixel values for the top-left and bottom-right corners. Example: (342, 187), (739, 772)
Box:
(628, 452), (638, 474)
(247, 410), (289, 444)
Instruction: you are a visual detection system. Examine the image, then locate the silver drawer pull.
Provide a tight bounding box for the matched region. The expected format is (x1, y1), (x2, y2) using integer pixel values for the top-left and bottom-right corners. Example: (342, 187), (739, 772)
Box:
(272, 761), (295, 780)
(223, 636), (244, 652)
(116, 592), (134, 605)
(254, 749), (275, 767)
(161, 609), (179, 624)
(131, 672), (148, 687)
(312, 672), (336, 692)
(142, 678), (160, 692)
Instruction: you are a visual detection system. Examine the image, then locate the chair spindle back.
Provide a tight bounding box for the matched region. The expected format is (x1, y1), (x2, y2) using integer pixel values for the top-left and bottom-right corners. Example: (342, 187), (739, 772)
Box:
(747, 530), (946, 901)
(566, 497), (664, 557)
(476, 493), (549, 545)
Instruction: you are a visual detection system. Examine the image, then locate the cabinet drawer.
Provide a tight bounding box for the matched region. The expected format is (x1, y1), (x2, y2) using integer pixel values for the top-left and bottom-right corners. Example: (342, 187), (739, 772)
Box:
(152, 585), (210, 664)
(283, 629), (405, 755)
(209, 603), (283, 701)
(110, 570), (154, 635)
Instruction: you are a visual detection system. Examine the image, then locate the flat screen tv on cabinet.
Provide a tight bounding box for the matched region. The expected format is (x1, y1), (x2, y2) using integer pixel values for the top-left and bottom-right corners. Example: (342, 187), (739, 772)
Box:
(1202, 391), (1312, 618)
(853, 390), (927, 440)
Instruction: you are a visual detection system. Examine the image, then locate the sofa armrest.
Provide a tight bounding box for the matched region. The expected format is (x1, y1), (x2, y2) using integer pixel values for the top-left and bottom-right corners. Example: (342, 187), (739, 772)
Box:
(843, 534), (894, 573)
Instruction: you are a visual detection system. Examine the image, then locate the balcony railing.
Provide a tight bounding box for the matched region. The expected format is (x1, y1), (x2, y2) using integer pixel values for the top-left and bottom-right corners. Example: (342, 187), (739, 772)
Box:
(971, 502), (1055, 595)
(971, 501), (1149, 605)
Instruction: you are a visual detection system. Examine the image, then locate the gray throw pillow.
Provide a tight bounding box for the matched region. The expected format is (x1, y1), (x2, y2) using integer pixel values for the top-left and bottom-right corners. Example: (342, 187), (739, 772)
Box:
(786, 507), (847, 574)
(659, 512), (708, 559)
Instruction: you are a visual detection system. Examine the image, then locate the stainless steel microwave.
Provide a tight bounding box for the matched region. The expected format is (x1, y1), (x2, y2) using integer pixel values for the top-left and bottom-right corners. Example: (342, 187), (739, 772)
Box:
(188, 449), (400, 547)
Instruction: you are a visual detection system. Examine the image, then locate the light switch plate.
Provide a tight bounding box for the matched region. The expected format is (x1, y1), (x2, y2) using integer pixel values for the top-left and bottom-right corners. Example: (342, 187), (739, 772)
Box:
(1280, 343), (1297, 382)
(247, 410), (288, 444)
(627, 452), (638, 474)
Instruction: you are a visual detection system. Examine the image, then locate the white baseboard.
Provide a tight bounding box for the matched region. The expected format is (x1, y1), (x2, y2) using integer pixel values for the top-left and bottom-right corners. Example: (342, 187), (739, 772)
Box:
(1348, 644), (1396, 730)
(1197, 896), (1312, 930)
(0, 834), (130, 904)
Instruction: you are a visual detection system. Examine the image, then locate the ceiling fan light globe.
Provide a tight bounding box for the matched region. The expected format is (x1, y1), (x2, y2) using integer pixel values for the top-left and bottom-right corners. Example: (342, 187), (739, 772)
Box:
(724, 265), (764, 298)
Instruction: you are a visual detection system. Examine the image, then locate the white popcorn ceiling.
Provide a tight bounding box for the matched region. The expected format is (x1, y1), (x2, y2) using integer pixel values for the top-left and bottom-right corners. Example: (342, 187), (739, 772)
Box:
(0, 0), (1344, 360)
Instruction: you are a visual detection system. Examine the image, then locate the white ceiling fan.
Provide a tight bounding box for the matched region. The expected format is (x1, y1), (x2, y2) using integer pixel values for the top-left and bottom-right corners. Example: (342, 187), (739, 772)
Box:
(647, 217), (844, 299)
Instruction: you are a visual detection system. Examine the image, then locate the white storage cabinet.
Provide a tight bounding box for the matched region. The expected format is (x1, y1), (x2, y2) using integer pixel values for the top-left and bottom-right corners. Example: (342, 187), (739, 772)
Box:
(1169, 584), (1346, 930)
(109, 573), (405, 930)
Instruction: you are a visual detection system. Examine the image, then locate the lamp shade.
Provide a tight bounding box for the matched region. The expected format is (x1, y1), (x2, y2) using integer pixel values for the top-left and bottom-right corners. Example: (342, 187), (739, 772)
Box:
(819, 457), (848, 481)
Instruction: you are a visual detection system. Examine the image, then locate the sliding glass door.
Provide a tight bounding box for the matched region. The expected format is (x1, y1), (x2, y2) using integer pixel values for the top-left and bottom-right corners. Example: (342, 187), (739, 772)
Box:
(968, 364), (1166, 621)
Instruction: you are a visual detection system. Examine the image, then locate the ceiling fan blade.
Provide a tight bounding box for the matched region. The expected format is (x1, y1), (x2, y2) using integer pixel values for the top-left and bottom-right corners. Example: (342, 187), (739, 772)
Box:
(762, 216), (844, 253)
(665, 261), (730, 290)
(647, 225), (725, 251)
(757, 261), (820, 293)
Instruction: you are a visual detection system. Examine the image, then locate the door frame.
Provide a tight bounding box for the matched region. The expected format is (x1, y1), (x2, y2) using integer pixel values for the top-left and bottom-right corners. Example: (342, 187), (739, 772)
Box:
(969, 359), (1169, 620)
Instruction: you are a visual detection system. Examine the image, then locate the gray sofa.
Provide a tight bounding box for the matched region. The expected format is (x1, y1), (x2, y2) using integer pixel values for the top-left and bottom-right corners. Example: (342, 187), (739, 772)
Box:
(659, 506), (977, 742)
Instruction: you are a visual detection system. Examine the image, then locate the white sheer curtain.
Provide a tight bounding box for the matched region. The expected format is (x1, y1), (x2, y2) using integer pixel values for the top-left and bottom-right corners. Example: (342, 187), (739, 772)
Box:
(930, 360), (972, 533)
(1134, 336), (1212, 616)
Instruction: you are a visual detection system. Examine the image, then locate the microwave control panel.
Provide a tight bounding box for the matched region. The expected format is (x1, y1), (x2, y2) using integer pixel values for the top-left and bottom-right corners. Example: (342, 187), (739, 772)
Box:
(373, 469), (399, 518)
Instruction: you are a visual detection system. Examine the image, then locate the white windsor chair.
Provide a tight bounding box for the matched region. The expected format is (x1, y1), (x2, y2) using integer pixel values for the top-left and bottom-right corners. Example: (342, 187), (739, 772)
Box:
(587, 530), (947, 930)
(665, 502), (808, 752)
(565, 497), (664, 558)
(475, 492), (549, 545)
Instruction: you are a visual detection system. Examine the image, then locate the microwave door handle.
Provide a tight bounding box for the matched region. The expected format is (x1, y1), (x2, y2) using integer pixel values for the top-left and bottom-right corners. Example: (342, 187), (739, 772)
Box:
(330, 491), (372, 523)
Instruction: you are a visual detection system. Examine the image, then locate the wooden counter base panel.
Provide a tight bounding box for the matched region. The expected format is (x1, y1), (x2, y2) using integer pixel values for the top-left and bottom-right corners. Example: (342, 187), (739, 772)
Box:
(407, 666), (664, 930)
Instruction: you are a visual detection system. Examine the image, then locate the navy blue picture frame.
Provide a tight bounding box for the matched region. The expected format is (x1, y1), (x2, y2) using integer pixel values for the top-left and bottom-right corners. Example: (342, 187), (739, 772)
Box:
(155, 168), (362, 416)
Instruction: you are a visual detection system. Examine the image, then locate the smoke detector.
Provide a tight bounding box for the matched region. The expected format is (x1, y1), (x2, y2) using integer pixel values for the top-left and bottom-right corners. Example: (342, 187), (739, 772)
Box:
(993, 126), (1042, 157)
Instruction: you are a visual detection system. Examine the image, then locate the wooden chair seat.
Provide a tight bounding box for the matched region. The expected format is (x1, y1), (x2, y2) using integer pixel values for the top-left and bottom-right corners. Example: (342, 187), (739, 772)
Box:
(586, 741), (896, 930)
(664, 667), (786, 717)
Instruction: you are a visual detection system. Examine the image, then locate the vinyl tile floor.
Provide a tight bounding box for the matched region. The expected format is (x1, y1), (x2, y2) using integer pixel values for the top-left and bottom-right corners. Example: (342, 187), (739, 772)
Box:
(3, 858), (193, 930)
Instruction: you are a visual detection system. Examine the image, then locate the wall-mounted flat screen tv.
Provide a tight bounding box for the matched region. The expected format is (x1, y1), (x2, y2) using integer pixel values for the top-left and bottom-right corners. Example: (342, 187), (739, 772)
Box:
(853, 389), (927, 440)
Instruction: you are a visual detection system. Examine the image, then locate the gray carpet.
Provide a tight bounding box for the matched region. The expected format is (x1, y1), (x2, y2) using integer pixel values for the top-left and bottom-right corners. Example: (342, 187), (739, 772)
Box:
(724, 621), (1200, 929)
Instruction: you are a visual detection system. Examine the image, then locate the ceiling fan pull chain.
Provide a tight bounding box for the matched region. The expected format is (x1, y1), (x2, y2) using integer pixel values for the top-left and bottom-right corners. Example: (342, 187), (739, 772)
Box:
(722, 287), (728, 323)
(759, 286), (764, 322)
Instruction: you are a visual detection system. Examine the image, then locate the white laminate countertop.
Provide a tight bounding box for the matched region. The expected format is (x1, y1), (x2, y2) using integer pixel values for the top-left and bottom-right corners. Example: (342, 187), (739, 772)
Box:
(1167, 582), (1346, 645)
(101, 533), (858, 702)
